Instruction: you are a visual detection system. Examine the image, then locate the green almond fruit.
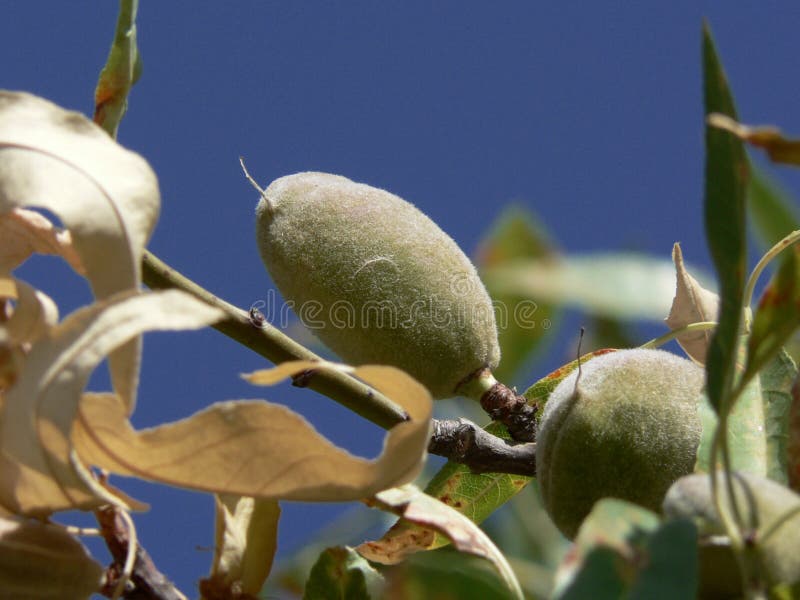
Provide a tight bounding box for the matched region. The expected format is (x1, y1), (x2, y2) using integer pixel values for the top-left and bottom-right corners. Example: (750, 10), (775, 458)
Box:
(255, 172), (500, 399)
(664, 471), (800, 595)
(536, 348), (704, 539)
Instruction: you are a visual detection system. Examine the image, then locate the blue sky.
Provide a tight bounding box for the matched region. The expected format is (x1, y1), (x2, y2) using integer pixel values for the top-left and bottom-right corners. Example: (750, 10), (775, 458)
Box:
(5, 3), (800, 596)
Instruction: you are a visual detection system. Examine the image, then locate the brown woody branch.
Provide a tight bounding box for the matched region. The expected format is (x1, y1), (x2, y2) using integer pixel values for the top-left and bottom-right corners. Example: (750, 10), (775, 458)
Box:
(479, 383), (539, 443)
(428, 418), (537, 477)
(96, 506), (187, 600)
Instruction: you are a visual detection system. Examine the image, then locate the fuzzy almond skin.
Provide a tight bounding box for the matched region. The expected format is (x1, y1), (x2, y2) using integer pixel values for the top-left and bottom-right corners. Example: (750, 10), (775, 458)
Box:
(255, 172), (500, 399)
(664, 471), (800, 593)
(536, 349), (704, 539)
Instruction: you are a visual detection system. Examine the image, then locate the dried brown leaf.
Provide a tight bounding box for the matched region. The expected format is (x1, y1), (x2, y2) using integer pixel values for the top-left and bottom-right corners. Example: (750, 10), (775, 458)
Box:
(357, 484), (522, 600)
(665, 243), (719, 363)
(0, 91), (161, 408)
(0, 208), (83, 275)
(708, 113), (800, 167)
(0, 289), (223, 517)
(0, 515), (103, 599)
(1, 278), (58, 346)
(0, 277), (58, 397)
(200, 495), (280, 599)
(74, 362), (432, 501)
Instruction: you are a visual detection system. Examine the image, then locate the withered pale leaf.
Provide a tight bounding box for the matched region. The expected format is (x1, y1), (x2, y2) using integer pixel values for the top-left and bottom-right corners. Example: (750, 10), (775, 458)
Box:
(0, 289), (223, 517)
(0, 343), (20, 394)
(357, 484), (523, 600)
(0, 277), (57, 396)
(708, 113), (800, 167)
(74, 361), (432, 501)
(665, 243), (719, 363)
(1, 278), (59, 346)
(0, 515), (103, 599)
(200, 495), (280, 599)
(0, 208), (83, 275)
(0, 91), (161, 408)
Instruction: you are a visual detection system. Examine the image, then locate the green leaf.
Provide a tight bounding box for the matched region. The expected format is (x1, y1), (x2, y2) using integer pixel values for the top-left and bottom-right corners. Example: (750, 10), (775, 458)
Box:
(572, 498), (662, 549)
(748, 167), (800, 250)
(554, 499), (659, 598)
(558, 547), (629, 600)
(94, 0), (142, 137)
(384, 550), (523, 600)
(628, 519), (698, 600)
(482, 253), (700, 321)
(695, 348), (796, 483)
(702, 23), (750, 414)
(303, 546), (383, 600)
(477, 205), (560, 381)
(744, 246), (800, 385)
(762, 350), (797, 484)
(554, 500), (698, 600)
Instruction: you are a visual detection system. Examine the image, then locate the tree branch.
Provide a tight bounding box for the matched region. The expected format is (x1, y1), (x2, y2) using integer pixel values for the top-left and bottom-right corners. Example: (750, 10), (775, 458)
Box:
(141, 250), (408, 429)
(479, 383), (539, 443)
(457, 368), (539, 443)
(96, 506), (187, 600)
(142, 251), (540, 476)
(428, 418), (537, 477)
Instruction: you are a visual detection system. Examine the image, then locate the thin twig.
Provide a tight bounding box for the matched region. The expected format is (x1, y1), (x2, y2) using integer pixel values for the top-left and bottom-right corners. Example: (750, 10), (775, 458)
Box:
(111, 509), (138, 600)
(141, 250), (408, 429)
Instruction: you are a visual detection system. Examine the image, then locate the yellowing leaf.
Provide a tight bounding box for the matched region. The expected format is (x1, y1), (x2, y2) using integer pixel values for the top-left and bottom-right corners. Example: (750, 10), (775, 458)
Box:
(200, 495), (280, 599)
(0, 289), (223, 517)
(664, 243), (719, 363)
(0, 515), (103, 599)
(74, 361), (432, 501)
(357, 484), (523, 600)
(708, 113), (800, 167)
(0, 208), (83, 275)
(0, 90), (160, 408)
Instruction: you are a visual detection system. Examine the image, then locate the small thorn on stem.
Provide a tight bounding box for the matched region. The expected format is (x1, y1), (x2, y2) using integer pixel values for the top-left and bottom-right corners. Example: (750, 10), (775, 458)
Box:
(291, 368), (318, 388)
(248, 306), (266, 328)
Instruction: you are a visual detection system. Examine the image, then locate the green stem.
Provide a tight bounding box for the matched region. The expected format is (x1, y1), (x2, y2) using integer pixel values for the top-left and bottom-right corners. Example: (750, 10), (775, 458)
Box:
(640, 321), (717, 350)
(709, 376), (768, 596)
(141, 250), (408, 430)
(743, 229), (800, 310)
(760, 504), (800, 547)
